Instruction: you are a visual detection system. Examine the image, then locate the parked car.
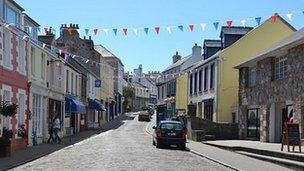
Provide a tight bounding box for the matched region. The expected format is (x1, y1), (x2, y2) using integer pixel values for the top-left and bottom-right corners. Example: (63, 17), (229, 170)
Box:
(152, 121), (186, 150)
(138, 111), (151, 122)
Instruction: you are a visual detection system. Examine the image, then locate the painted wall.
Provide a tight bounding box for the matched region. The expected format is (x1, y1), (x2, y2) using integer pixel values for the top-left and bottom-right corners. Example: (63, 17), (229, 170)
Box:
(175, 73), (188, 111)
(216, 17), (296, 122)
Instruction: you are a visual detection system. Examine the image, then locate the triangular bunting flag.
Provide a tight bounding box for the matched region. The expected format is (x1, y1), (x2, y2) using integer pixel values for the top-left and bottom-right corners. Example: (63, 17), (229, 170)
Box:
(123, 28), (128, 35)
(85, 29), (89, 35)
(113, 29), (118, 35)
(42, 43), (46, 48)
(72, 55), (76, 59)
(59, 49), (62, 55)
(200, 23), (206, 31)
(86, 59), (90, 63)
(155, 27), (160, 34)
(271, 14), (278, 22)
(286, 13), (293, 21)
(103, 29), (109, 35)
(255, 17), (262, 25)
(241, 19), (246, 27)
(166, 27), (172, 34)
(178, 25), (184, 32)
(227, 20), (233, 28)
(213, 22), (219, 30)
(144, 28), (149, 35)
(133, 28), (138, 35)
(188, 24), (195, 32)
(93, 28), (98, 35)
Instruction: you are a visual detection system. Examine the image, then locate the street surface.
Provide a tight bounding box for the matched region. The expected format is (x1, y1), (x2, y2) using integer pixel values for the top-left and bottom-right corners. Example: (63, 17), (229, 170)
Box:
(12, 113), (232, 171)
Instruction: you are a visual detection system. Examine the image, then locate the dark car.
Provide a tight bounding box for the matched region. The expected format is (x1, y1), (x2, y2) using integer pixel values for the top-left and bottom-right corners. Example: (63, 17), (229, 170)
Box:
(138, 111), (151, 122)
(152, 121), (187, 150)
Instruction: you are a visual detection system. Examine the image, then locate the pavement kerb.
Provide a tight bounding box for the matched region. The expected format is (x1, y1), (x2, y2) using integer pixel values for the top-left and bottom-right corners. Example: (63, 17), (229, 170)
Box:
(189, 149), (240, 171)
(144, 121), (240, 171)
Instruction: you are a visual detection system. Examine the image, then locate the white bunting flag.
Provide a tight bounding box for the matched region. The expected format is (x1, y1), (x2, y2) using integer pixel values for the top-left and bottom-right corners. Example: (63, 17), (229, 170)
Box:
(133, 28), (138, 36)
(72, 55), (76, 59)
(200, 23), (206, 31)
(166, 27), (172, 34)
(42, 43), (46, 48)
(59, 49), (62, 55)
(286, 13), (293, 21)
(241, 19), (247, 27)
(103, 29), (109, 35)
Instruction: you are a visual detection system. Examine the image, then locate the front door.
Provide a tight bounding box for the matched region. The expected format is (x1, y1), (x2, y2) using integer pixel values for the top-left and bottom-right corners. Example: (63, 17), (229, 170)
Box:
(247, 109), (260, 140)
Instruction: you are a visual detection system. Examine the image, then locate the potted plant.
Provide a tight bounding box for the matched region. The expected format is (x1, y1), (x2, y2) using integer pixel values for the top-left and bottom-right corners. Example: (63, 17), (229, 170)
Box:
(0, 101), (17, 157)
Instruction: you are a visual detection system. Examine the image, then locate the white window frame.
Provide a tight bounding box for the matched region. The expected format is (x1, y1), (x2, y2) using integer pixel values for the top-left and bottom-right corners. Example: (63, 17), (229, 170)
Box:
(274, 56), (287, 80)
(3, 28), (12, 70)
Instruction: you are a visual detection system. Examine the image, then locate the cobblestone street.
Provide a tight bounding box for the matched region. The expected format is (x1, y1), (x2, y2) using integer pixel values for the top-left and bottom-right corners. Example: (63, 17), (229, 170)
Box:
(12, 114), (231, 171)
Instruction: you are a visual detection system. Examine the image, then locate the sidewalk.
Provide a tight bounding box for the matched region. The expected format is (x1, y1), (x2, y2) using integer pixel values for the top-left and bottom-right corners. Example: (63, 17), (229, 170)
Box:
(187, 140), (292, 171)
(0, 114), (134, 171)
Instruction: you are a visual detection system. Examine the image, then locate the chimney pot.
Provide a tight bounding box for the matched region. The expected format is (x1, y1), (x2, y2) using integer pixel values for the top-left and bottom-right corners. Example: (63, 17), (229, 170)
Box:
(89, 36), (91, 40)
(76, 24), (79, 29)
(84, 36), (86, 39)
(176, 51), (178, 55)
(195, 43), (197, 46)
(64, 24), (67, 27)
(70, 24), (73, 28)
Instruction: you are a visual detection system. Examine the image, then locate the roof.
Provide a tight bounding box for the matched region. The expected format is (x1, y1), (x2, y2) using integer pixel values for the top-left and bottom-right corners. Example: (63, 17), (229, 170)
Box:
(235, 27), (303, 69)
(8, 0), (24, 11)
(221, 26), (253, 35)
(163, 55), (190, 72)
(131, 82), (148, 89)
(94, 44), (124, 67)
(192, 51), (220, 69)
(23, 14), (40, 27)
(204, 39), (221, 48)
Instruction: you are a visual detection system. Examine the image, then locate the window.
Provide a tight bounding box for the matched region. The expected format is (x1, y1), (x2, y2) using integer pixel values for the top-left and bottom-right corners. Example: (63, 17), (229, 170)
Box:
(3, 29), (11, 69)
(210, 64), (215, 89)
(274, 56), (287, 80)
(31, 46), (35, 76)
(18, 38), (25, 74)
(6, 6), (20, 26)
(71, 73), (74, 94)
(3, 90), (11, 130)
(17, 94), (25, 127)
(204, 67), (208, 91)
(198, 70), (202, 92)
(194, 72), (198, 94)
(161, 86), (164, 99)
(157, 87), (160, 99)
(248, 68), (256, 87)
(75, 75), (78, 96)
(66, 70), (69, 93)
(41, 53), (45, 79)
(190, 74), (193, 95)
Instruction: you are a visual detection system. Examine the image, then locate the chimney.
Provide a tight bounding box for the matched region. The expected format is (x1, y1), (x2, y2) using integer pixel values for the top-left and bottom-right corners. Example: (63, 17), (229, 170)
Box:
(192, 43), (202, 57)
(84, 36), (86, 40)
(172, 51), (181, 64)
(89, 36), (91, 40)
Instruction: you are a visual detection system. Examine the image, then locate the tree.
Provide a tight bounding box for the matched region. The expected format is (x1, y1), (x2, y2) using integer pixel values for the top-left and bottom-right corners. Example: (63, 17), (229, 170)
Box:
(123, 86), (135, 112)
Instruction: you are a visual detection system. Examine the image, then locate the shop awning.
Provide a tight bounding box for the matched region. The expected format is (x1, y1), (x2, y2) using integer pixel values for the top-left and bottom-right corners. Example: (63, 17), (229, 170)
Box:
(65, 96), (86, 114)
(88, 99), (106, 111)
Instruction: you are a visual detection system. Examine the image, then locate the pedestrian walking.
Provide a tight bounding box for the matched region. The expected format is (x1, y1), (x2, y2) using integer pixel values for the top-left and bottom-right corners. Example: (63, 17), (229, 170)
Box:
(47, 124), (55, 143)
(53, 115), (62, 143)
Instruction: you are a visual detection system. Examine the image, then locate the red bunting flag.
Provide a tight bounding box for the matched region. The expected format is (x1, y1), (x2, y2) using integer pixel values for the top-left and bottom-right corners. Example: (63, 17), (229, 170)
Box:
(271, 14), (278, 22)
(44, 27), (48, 34)
(227, 20), (233, 28)
(68, 28), (73, 35)
(123, 28), (128, 35)
(155, 27), (160, 34)
(93, 29), (98, 35)
(188, 24), (195, 32)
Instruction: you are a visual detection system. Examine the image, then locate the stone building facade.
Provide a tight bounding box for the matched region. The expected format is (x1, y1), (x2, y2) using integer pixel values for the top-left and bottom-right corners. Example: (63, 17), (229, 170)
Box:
(237, 28), (304, 142)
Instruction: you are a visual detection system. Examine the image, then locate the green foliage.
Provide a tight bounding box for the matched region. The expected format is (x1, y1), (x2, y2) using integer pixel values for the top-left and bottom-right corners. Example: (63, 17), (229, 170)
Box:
(0, 102), (18, 117)
(123, 86), (135, 112)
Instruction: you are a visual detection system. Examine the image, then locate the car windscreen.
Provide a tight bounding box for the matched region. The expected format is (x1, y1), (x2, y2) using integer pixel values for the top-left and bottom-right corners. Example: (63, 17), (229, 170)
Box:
(159, 123), (183, 130)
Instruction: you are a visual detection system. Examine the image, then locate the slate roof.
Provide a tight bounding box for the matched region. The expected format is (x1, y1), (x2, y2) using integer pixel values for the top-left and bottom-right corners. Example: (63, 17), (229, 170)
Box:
(204, 39), (221, 48)
(163, 55), (191, 72)
(235, 27), (303, 68)
(221, 26), (253, 35)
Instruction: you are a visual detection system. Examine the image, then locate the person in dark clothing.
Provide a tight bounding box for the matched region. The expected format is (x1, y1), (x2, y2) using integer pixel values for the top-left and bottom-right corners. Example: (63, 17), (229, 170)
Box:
(47, 125), (55, 143)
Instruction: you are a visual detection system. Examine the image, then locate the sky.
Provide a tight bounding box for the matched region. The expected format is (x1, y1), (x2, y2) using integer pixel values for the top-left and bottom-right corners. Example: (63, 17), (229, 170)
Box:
(15, 0), (304, 72)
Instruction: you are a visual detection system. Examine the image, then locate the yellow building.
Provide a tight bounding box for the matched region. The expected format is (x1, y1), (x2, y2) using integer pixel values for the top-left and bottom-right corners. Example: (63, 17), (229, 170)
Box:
(175, 73), (188, 115)
(188, 15), (296, 123)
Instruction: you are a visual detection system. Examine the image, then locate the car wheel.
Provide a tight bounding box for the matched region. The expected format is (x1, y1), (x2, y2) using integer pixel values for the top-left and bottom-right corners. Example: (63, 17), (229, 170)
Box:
(179, 143), (186, 150)
(156, 142), (162, 149)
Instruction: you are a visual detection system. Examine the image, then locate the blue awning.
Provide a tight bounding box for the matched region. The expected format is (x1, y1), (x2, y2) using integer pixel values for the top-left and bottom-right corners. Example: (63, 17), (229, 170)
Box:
(88, 99), (106, 111)
(65, 96), (86, 114)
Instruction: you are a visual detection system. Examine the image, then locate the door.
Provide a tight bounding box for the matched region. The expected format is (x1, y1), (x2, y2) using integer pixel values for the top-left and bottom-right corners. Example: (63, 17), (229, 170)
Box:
(247, 109), (260, 139)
